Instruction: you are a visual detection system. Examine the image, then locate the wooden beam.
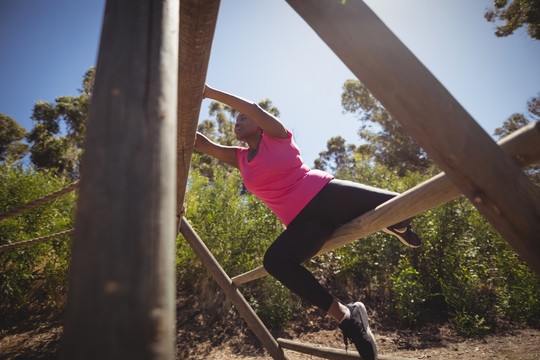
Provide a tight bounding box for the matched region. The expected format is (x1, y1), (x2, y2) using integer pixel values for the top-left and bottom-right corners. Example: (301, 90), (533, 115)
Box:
(232, 122), (540, 285)
(176, 0), (220, 224)
(495, 122), (540, 168)
(179, 218), (288, 360)
(286, 0), (540, 276)
(277, 338), (412, 360)
(62, 0), (179, 359)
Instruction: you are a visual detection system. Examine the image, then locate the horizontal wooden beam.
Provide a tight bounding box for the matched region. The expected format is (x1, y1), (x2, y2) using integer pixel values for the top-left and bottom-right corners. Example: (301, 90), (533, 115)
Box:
(232, 122), (540, 285)
(277, 338), (411, 360)
(286, 0), (540, 288)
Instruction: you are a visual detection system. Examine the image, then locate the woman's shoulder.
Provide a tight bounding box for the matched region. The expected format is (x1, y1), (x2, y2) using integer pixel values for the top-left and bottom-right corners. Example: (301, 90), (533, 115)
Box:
(262, 130), (292, 142)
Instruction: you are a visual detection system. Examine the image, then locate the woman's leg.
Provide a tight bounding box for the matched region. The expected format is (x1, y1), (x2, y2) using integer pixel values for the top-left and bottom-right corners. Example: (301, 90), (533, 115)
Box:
(308, 179), (420, 246)
(263, 211), (378, 359)
(312, 179), (399, 226)
(263, 218), (336, 312)
(263, 178), (413, 312)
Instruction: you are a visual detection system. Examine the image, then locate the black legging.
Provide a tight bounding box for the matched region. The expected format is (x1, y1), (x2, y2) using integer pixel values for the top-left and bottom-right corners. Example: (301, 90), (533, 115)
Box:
(263, 179), (408, 312)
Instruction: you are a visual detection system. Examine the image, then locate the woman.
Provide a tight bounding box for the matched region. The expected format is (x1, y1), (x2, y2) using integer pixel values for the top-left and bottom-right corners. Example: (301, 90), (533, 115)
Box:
(195, 84), (421, 360)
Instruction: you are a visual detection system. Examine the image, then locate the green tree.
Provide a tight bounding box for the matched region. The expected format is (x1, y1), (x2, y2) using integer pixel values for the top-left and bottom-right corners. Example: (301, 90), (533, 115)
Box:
(485, 0), (540, 40)
(26, 67), (94, 178)
(0, 114), (29, 161)
(314, 136), (357, 174)
(340, 80), (432, 175)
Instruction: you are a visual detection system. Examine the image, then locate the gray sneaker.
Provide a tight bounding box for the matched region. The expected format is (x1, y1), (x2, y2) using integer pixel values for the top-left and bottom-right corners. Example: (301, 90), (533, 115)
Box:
(338, 302), (377, 360)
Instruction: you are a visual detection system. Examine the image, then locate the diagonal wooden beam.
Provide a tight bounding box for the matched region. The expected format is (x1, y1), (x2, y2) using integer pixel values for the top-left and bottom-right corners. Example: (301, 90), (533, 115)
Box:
(180, 218), (288, 360)
(286, 0), (540, 274)
(177, 0), (220, 224)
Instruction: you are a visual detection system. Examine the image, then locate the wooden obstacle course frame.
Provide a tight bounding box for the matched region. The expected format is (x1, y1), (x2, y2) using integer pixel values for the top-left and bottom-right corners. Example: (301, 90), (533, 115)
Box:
(62, 0), (540, 359)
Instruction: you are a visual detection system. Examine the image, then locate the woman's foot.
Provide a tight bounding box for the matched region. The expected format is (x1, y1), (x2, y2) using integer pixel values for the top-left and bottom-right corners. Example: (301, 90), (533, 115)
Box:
(383, 224), (422, 248)
(338, 302), (377, 360)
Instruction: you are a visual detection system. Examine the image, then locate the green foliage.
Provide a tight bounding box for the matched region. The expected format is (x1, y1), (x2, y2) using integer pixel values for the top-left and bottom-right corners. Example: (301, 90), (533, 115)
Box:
(339, 80), (433, 175)
(314, 136), (359, 176)
(316, 148), (540, 333)
(390, 258), (430, 326)
(177, 162), (300, 329)
(0, 161), (75, 326)
(249, 277), (301, 329)
(485, 0), (540, 40)
(0, 114), (29, 161)
(2, 74), (538, 339)
(26, 67), (94, 178)
(496, 249), (540, 328)
(317, 83), (540, 335)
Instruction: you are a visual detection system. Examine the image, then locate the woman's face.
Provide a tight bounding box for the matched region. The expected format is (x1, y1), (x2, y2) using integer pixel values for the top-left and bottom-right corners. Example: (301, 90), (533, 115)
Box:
(234, 114), (260, 141)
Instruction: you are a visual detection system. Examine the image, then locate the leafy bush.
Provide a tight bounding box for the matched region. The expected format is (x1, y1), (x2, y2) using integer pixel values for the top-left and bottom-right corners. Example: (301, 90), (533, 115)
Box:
(248, 277), (301, 329)
(390, 257), (430, 326)
(177, 161), (299, 329)
(496, 250), (540, 328)
(0, 161), (75, 326)
(2, 133), (538, 338)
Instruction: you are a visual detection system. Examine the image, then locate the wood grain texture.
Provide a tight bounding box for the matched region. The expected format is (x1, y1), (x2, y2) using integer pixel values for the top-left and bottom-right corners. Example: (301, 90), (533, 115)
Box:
(62, 0), (179, 358)
(176, 0), (220, 222)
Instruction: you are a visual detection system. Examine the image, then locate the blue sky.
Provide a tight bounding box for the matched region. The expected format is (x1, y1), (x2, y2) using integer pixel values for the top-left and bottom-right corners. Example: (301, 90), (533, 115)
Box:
(1, 0), (539, 167)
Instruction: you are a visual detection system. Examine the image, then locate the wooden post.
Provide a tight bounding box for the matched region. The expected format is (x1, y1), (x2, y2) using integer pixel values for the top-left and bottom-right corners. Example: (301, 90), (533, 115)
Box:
(61, 0), (178, 358)
(286, 0), (540, 275)
(179, 218), (288, 360)
(232, 122), (540, 285)
(176, 0), (220, 224)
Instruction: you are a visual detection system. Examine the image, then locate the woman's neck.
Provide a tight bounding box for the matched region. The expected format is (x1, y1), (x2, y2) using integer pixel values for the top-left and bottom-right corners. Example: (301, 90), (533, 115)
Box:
(245, 131), (263, 151)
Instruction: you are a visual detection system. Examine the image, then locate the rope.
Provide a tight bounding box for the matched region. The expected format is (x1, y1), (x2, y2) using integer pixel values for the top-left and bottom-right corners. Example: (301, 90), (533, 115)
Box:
(0, 180), (80, 222)
(0, 228), (75, 252)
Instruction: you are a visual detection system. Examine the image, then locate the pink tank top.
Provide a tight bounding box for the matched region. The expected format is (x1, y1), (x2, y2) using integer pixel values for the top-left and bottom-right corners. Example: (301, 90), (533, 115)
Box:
(237, 131), (333, 226)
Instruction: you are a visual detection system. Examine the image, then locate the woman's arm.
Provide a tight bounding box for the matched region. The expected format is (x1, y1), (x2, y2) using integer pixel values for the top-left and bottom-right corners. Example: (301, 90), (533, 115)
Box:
(194, 132), (239, 169)
(204, 84), (289, 139)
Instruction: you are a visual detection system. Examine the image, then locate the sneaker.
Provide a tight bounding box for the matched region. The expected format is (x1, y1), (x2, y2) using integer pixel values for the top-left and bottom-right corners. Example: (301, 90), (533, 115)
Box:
(338, 302), (377, 360)
(383, 224), (422, 248)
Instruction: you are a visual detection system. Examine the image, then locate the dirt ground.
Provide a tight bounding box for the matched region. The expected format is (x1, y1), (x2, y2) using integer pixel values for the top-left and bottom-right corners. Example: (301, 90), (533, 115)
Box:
(186, 327), (540, 360)
(174, 297), (540, 360)
(2, 297), (539, 360)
